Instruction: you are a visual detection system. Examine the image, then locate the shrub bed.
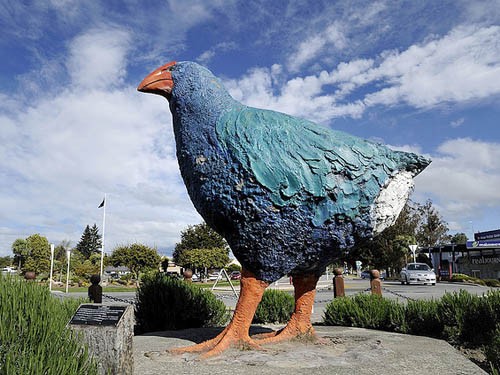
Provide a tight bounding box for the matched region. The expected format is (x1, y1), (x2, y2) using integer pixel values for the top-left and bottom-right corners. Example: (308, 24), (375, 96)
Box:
(253, 289), (294, 324)
(0, 275), (97, 374)
(135, 272), (230, 334)
(323, 294), (404, 332)
(323, 290), (500, 373)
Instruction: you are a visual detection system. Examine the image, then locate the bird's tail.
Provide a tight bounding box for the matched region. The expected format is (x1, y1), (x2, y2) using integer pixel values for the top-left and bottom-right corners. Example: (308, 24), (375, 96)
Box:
(393, 150), (431, 177)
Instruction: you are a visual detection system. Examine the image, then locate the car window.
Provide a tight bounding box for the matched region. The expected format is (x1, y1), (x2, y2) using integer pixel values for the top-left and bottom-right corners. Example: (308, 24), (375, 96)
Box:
(407, 264), (415, 270)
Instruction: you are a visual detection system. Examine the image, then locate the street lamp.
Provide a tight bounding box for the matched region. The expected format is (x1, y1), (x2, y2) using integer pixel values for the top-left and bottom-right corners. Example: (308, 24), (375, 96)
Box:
(409, 244), (418, 263)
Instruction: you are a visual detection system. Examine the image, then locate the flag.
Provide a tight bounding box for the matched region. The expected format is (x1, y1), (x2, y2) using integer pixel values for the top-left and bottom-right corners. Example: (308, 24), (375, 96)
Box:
(98, 198), (105, 208)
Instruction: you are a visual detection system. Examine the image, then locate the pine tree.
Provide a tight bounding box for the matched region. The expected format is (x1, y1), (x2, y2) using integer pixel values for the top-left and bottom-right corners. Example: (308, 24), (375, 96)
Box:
(76, 224), (102, 259)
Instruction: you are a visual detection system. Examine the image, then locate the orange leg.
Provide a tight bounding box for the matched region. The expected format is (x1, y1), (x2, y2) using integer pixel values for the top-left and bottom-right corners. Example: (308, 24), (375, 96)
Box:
(170, 269), (269, 358)
(256, 274), (319, 344)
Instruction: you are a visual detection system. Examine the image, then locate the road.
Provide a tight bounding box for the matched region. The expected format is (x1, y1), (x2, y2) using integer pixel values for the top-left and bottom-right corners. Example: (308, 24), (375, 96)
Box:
(216, 276), (495, 322)
(54, 276), (495, 323)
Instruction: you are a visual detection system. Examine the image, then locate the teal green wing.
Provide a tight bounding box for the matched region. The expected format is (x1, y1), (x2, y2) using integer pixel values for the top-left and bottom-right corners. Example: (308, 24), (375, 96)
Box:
(216, 106), (399, 225)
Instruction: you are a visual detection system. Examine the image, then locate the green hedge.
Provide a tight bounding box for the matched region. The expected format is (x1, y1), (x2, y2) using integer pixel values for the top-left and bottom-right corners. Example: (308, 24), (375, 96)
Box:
(253, 289), (294, 324)
(323, 290), (500, 373)
(135, 272), (230, 334)
(0, 275), (97, 375)
(323, 294), (404, 331)
(450, 274), (500, 287)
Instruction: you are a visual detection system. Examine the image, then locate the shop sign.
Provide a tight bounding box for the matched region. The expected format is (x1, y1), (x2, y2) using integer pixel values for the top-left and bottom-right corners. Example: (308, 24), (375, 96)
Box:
(474, 229), (500, 241)
(467, 240), (500, 249)
(470, 255), (500, 265)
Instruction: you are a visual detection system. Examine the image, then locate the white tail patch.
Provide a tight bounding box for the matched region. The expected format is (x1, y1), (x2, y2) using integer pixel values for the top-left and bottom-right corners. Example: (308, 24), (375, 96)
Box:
(371, 171), (414, 234)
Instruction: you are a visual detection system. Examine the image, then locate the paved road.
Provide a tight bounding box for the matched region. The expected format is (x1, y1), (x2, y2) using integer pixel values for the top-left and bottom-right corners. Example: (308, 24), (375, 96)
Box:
(215, 276), (495, 322)
(54, 277), (495, 323)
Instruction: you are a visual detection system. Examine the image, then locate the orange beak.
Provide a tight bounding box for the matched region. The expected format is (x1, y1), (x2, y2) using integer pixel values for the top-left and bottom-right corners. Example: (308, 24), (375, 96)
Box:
(137, 61), (176, 98)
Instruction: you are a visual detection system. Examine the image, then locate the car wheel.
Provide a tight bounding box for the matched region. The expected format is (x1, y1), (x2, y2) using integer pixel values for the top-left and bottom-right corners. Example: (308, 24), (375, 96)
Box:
(405, 276), (410, 285)
(400, 279), (405, 285)
(431, 283), (436, 286)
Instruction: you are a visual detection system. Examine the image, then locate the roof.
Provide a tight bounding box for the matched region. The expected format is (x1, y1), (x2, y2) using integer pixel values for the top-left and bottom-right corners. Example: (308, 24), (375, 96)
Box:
(104, 266), (130, 272)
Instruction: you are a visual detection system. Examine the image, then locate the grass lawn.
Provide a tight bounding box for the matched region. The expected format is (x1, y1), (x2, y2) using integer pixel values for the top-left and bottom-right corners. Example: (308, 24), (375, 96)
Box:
(51, 285), (137, 293)
(196, 280), (240, 288)
(50, 280), (241, 293)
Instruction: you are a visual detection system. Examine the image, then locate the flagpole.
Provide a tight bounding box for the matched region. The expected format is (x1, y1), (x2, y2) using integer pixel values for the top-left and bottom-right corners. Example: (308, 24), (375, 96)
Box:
(100, 193), (106, 281)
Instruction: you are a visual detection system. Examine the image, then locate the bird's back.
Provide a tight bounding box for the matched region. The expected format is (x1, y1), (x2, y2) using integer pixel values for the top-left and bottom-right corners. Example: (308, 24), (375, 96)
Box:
(164, 61), (430, 282)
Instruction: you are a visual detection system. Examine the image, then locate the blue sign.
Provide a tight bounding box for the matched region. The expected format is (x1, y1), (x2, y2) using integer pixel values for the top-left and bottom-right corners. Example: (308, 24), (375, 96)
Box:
(474, 229), (500, 241)
(467, 240), (500, 249)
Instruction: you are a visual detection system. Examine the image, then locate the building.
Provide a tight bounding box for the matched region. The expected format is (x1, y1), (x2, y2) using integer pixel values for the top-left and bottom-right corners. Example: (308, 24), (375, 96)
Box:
(423, 229), (500, 280)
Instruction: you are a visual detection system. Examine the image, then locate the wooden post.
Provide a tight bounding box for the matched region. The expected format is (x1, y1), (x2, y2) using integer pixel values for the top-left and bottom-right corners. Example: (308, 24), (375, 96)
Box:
(370, 269), (382, 296)
(333, 268), (345, 297)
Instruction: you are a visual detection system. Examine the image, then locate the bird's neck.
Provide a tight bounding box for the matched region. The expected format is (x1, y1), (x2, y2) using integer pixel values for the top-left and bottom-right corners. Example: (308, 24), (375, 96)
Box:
(169, 90), (238, 152)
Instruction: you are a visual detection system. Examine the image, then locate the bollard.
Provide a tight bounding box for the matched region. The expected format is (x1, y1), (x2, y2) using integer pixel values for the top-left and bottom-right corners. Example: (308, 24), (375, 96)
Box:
(370, 269), (382, 296)
(88, 274), (103, 303)
(183, 269), (193, 283)
(333, 268), (345, 297)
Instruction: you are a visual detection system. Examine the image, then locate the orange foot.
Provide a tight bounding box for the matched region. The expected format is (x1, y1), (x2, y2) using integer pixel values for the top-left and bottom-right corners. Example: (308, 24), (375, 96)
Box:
(170, 269), (269, 358)
(255, 273), (319, 344)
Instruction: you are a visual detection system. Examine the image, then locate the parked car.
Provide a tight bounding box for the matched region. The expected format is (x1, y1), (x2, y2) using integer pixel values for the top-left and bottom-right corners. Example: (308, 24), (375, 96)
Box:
(230, 271), (241, 280)
(208, 272), (221, 281)
(400, 263), (436, 285)
(1, 267), (17, 274)
(359, 270), (386, 279)
(360, 270), (371, 279)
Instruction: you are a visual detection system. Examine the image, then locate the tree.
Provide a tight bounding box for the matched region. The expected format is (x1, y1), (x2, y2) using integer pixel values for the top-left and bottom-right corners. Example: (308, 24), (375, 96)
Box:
(54, 240), (72, 262)
(0, 256), (12, 268)
(415, 200), (450, 247)
(76, 224), (102, 259)
(23, 234), (50, 274)
(451, 232), (468, 244)
(176, 248), (230, 271)
(173, 222), (228, 264)
(346, 201), (420, 275)
(110, 243), (161, 279)
(11, 238), (28, 269)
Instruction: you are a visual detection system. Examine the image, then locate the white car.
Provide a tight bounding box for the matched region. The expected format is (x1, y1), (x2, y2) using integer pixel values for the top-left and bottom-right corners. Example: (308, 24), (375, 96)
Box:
(400, 263), (436, 285)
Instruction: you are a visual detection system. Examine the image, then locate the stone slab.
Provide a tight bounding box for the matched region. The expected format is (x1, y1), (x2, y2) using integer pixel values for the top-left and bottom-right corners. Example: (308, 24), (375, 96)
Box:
(134, 325), (486, 375)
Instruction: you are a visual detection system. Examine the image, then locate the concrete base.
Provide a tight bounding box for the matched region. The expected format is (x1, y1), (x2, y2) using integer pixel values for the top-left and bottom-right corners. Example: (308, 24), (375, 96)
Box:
(134, 325), (486, 375)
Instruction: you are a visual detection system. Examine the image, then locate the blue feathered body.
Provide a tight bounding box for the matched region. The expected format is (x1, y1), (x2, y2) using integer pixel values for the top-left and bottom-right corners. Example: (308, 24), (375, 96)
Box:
(168, 62), (429, 282)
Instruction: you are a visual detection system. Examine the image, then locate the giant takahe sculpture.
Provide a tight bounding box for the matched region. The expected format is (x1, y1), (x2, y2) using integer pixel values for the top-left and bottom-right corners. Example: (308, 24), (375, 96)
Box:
(137, 61), (430, 357)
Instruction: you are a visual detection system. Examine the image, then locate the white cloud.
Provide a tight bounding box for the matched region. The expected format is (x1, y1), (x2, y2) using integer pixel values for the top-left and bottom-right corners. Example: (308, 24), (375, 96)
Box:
(226, 25), (500, 125)
(67, 28), (131, 89)
(364, 25), (500, 108)
(414, 138), (500, 232)
(196, 42), (237, 64)
(223, 64), (366, 123)
(287, 23), (346, 72)
(450, 118), (465, 128)
(0, 29), (203, 256)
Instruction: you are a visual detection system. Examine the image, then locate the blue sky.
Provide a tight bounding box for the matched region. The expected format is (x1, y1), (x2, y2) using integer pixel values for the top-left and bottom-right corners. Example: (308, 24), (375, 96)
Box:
(1, 0), (500, 257)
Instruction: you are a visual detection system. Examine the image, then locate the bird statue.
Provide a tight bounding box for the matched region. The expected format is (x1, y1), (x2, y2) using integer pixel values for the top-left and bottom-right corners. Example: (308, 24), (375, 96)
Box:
(137, 61), (430, 357)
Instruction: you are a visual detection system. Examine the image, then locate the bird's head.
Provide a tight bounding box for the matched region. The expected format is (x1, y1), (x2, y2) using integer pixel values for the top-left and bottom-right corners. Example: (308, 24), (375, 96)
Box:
(137, 61), (176, 100)
(137, 61), (235, 111)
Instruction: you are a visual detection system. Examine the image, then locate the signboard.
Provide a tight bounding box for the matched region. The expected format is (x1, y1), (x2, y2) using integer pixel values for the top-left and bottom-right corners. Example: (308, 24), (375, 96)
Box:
(439, 261), (452, 280)
(469, 255), (500, 265)
(70, 304), (127, 326)
(474, 229), (500, 241)
(466, 240), (500, 249)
